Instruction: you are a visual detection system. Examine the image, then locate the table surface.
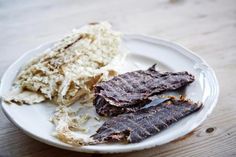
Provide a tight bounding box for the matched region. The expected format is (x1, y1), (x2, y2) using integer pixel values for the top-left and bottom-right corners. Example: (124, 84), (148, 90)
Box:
(0, 0), (236, 157)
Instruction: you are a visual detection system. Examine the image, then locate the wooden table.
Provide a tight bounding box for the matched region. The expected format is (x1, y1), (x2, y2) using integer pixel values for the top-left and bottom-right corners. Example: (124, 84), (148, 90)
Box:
(1, 0), (236, 156)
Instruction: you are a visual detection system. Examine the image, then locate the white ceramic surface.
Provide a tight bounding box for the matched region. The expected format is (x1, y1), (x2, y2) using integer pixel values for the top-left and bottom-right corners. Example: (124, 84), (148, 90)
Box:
(0, 34), (219, 153)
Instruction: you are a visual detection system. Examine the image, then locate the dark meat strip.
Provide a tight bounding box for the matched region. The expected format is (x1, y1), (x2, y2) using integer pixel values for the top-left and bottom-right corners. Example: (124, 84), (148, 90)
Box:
(94, 64), (195, 116)
(91, 98), (202, 143)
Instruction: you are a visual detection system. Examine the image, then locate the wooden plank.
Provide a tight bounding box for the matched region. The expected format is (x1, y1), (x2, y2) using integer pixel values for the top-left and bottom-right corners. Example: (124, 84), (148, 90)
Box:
(0, 0), (236, 156)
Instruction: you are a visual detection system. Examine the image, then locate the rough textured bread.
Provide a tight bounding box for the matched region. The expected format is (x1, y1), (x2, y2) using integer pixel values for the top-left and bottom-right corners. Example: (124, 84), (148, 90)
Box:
(8, 22), (125, 106)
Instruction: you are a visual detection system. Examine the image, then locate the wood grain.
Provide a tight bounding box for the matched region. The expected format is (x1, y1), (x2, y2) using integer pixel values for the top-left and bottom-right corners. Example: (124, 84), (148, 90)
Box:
(0, 0), (236, 156)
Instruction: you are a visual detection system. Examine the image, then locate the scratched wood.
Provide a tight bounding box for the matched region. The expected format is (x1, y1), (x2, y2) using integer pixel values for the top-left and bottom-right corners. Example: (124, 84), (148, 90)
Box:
(0, 0), (236, 157)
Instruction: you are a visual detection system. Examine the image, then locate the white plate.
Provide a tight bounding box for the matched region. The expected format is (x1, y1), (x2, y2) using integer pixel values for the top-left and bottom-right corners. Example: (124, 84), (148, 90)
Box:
(0, 34), (219, 153)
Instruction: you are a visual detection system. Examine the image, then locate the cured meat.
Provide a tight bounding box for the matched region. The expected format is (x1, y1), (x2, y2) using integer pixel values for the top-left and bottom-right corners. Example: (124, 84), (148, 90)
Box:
(91, 98), (202, 143)
(94, 65), (195, 116)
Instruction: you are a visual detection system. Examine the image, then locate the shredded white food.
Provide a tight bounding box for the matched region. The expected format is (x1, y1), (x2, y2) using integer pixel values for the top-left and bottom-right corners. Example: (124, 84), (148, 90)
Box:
(50, 106), (92, 146)
(3, 88), (45, 105)
(3, 22), (127, 146)
(5, 22), (126, 106)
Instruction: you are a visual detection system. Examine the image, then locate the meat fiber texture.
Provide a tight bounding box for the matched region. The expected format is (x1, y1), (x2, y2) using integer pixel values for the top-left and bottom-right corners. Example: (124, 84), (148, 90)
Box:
(94, 65), (195, 116)
(91, 97), (202, 143)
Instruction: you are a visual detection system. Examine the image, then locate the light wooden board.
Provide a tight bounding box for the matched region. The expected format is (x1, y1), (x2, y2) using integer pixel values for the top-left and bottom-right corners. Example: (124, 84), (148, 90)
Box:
(0, 0), (236, 156)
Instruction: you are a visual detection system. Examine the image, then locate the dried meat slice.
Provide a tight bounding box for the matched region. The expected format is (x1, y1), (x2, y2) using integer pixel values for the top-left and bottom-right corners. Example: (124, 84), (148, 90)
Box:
(91, 97), (202, 143)
(94, 65), (195, 116)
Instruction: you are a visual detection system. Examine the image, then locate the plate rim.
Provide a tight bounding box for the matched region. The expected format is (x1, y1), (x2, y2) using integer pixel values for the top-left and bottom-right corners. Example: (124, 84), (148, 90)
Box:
(0, 34), (219, 153)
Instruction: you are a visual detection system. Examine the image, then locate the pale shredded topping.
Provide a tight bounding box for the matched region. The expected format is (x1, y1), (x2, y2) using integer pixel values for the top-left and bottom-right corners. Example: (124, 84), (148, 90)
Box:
(3, 22), (127, 146)
(5, 22), (125, 106)
(50, 106), (92, 146)
(3, 88), (45, 105)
